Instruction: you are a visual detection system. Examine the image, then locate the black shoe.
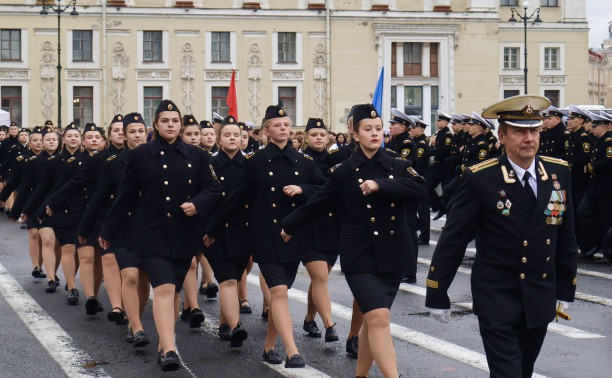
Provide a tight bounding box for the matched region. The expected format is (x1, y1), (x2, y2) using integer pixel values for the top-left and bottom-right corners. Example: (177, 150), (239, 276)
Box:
(126, 327), (134, 343)
(189, 308), (204, 328)
(303, 320), (322, 338)
(180, 307), (192, 323)
(219, 324), (232, 341)
(230, 325), (248, 347)
(285, 354), (305, 368)
(346, 336), (359, 358)
(54, 276), (60, 284)
(401, 275), (416, 284)
(261, 309), (269, 321)
(45, 280), (58, 293)
(418, 239), (429, 246)
(64, 283), (68, 292)
(159, 350), (180, 372)
(85, 297), (99, 315)
(97, 302), (104, 313)
(20, 224), (26, 229)
(325, 324), (339, 342)
(239, 299), (252, 314)
(133, 330), (149, 348)
(199, 282), (207, 295)
(432, 209), (446, 220)
(108, 308), (128, 325)
(579, 247), (598, 259)
(67, 289), (79, 305)
(32, 267), (41, 278)
(206, 282), (218, 299)
(263, 349), (283, 364)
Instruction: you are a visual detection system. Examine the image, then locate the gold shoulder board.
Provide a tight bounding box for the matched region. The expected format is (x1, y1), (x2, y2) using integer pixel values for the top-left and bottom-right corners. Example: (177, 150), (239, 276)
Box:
(539, 156), (569, 166)
(329, 163), (342, 173)
(468, 158), (499, 173)
(106, 155), (117, 162)
(302, 153), (313, 160)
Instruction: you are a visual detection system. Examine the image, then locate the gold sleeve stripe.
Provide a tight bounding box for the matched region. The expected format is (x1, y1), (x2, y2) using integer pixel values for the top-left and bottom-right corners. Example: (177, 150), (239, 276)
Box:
(572, 277), (577, 286)
(426, 279), (439, 289)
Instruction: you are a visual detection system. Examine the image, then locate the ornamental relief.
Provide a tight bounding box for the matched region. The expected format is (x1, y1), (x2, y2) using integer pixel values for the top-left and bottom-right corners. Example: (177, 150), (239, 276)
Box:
(66, 69), (102, 80)
(136, 70), (171, 79)
(539, 75), (567, 85)
(499, 75), (525, 84)
(271, 70), (305, 80)
(0, 70), (29, 79)
(205, 70), (238, 80)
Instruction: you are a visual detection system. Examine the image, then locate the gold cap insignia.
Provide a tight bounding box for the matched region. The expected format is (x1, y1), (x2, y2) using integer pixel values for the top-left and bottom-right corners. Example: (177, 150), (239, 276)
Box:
(279, 109), (284, 116)
(90, 126), (95, 131)
(317, 121), (321, 126)
(168, 104), (173, 111)
(371, 110), (376, 118)
(118, 116), (122, 121)
(229, 117), (234, 123)
(134, 116), (138, 121)
(190, 118), (194, 123)
(522, 104), (534, 116)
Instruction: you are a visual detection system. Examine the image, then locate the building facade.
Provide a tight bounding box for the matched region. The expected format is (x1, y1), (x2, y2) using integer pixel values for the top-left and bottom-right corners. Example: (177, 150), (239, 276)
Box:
(0, 0), (589, 133)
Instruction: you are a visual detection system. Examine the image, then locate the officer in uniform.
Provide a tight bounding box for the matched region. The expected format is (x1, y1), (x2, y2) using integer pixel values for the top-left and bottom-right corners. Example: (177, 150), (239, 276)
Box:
(426, 95), (578, 378)
(576, 111), (612, 263)
(245, 122), (261, 152)
(386, 109), (417, 167)
(429, 111), (453, 211)
(212, 112), (224, 131)
(434, 114), (466, 220)
(410, 116), (431, 246)
(540, 106), (569, 158)
(565, 105), (591, 214)
(459, 112), (493, 171)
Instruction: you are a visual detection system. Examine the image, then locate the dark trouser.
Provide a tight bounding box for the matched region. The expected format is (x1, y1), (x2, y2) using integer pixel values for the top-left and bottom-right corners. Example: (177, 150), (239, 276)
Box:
(478, 317), (548, 378)
(428, 175), (445, 212)
(404, 209), (419, 279)
(578, 195), (612, 256)
(417, 198), (430, 243)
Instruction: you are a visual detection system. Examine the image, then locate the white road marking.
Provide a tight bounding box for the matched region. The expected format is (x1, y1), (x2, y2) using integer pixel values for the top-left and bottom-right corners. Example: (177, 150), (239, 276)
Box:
(576, 268), (612, 280)
(246, 274), (549, 378)
(0, 262), (111, 378)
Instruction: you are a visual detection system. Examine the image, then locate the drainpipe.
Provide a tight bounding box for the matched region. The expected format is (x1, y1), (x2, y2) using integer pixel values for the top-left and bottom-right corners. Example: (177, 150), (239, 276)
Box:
(102, 1), (107, 124)
(325, 0), (331, 128)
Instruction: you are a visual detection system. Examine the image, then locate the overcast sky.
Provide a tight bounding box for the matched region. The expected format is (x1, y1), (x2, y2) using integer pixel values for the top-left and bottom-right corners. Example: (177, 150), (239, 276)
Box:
(586, 0), (612, 48)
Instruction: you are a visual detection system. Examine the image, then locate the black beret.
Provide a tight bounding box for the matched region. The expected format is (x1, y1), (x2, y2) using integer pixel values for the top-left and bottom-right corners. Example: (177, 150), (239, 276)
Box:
(123, 112), (145, 128)
(110, 114), (123, 124)
(305, 118), (326, 132)
(11, 121), (18, 127)
(43, 120), (52, 127)
(41, 126), (54, 137)
(182, 115), (198, 126)
(352, 104), (380, 127)
(84, 123), (103, 134)
(200, 120), (213, 129)
(221, 115), (238, 126)
(31, 126), (43, 135)
(155, 99), (180, 115)
(264, 105), (287, 121)
(347, 105), (359, 120)
(19, 128), (31, 134)
(65, 122), (79, 131)
(0, 126), (8, 132)
(237, 121), (246, 130)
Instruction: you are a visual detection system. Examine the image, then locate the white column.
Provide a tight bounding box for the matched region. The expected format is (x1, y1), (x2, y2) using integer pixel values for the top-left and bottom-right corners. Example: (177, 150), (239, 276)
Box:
(382, 37), (392, 122)
(423, 85), (432, 135)
(397, 85), (405, 110)
(422, 42), (431, 77)
(396, 43), (404, 77)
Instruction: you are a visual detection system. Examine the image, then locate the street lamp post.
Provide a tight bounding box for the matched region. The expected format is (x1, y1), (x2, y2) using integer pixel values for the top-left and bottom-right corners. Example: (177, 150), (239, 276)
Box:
(40, 0), (79, 129)
(508, 1), (542, 94)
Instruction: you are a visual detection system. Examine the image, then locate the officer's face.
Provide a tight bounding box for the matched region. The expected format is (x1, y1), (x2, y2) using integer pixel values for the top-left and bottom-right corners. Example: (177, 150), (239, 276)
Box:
(124, 123), (146, 149)
(353, 118), (383, 153)
(83, 131), (102, 152)
(436, 119), (448, 130)
(265, 117), (291, 145)
(412, 127), (424, 137)
(0, 131), (6, 141)
(155, 111), (181, 142)
(109, 123), (124, 146)
(583, 121), (592, 133)
(218, 124), (241, 152)
(29, 134), (43, 153)
(499, 125), (539, 163)
(181, 125), (201, 147)
(542, 116), (559, 129)
(467, 123), (484, 137)
(388, 121), (406, 137)
(8, 126), (18, 136)
(591, 124), (610, 138)
(305, 129), (327, 152)
(567, 116), (584, 131)
(42, 132), (59, 153)
(63, 129), (82, 150)
(18, 132), (29, 144)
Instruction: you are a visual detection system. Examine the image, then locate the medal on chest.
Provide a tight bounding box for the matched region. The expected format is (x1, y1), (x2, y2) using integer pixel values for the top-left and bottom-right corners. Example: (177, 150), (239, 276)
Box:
(497, 189), (511, 216)
(544, 174), (566, 225)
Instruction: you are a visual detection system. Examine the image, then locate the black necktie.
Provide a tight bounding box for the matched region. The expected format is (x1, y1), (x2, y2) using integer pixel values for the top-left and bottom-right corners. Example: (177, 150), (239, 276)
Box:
(523, 171), (536, 205)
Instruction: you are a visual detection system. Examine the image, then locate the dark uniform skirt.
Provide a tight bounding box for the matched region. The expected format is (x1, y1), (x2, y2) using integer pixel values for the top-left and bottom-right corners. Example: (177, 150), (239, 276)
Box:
(25, 218), (40, 230)
(54, 226), (76, 246)
(140, 255), (192, 292)
(302, 248), (338, 266)
(77, 219), (103, 249)
(109, 247), (141, 270)
(208, 255), (251, 284)
(345, 270), (404, 314)
(258, 262), (300, 289)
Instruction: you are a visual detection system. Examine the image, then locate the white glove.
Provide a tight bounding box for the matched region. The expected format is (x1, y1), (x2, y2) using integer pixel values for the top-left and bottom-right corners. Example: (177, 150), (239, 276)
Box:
(427, 307), (451, 323)
(557, 301), (569, 313)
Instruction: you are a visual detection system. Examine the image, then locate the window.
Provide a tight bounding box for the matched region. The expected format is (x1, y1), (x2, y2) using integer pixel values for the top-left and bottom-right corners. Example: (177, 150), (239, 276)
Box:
(544, 47), (560, 70)
(503, 47), (520, 69)
(143, 87), (163, 127)
(403, 43), (422, 76)
(72, 30), (92, 62)
(544, 90), (560, 107)
(391, 85), (397, 108)
(1, 86), (22, 125)
(211, 86), (229, 119)
(504, 89), (520, 98)
(431, 86), (439, 126)
(430, 43), (439, 78)
(1, 29), (21, 61)
(404, 86), (423, 116)
(72, 86), (93, 127)
(500, 0), (518, 5)
(278, 87), (296, 120)
(541, 0), (558, 6)
(211, 32), (230, 62)
(143, 31), (162, 62)
(278, 32), (296, 63)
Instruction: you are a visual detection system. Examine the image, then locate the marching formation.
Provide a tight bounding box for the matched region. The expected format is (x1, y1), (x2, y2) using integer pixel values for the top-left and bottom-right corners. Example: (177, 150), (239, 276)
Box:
(0, 94), (609, 377)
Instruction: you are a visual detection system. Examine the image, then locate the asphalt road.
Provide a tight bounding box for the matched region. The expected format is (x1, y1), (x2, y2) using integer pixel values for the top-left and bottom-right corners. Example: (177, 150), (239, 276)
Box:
(0, 215), (611, 378)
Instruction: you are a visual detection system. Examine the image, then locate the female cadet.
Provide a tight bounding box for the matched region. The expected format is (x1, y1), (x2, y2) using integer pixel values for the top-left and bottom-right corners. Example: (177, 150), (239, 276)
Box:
(206, 116), (250, 347)
(200, 121), (217, 153)
(99, 100), (220, 372)
(46, 123), (104, 313)
(81, 113), (150, 345)
(282, 104), (427, 378)
(300, 118), (338, 341)
(177, 115), (205, 328)
(18, 127), (61, 292)
(204, 105), (325, 368)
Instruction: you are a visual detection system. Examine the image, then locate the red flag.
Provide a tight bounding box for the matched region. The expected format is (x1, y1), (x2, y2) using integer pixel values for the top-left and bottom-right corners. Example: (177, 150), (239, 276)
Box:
(226, 69), (238, 120)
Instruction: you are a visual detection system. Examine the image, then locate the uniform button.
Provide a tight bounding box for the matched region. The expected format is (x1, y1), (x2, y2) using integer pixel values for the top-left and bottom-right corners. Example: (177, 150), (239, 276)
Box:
(110, 195), (114, 199)
(273, 219), (277, 224)
(295, 171), (299, 175)
(328, 212), (333, 217)
(187, 196), (190, 200)
(164, 181), (169, 185)
(188, 180), (192, 184)
(272, 203), (277, 207)
(222, 192), (226, 197)
(160, 151), (165, 155)
(390, 216), (395, 221)
(373, 231), (379, 236)
(167, 213), (171, 217)
(64, 210), (68, 214)
(522, 257), (527, 263)
(291, 203), (296, 207)
(542, 273), (547, 279)
(370, 217), (375, 222)
(166, 197), (170, 202)
(225, 222), (229, 228)
(83, 187), (87, 191)
(520, 273), (525, 279)
(358, 178), (363, 183)
(244, 205), (249, 209)
(271, 187), (275, 191)
(546, 239), (551, 245)
(128, 212), (132, 216)
(188, 164), (192, 168)
(163, 164), (167, 169)
(389, 230), (395, 235)
(220, 177), (225, 181)
(245, 222), (249, 226)
(390, 203), (395, 208)
(389, 175), (394, 179)
(546, 257), (551, 262)
(355, 168), (359, 172)
(269, 172), (273, 176)
(367, 204), (372, 209)
(523, 240), (528, 246)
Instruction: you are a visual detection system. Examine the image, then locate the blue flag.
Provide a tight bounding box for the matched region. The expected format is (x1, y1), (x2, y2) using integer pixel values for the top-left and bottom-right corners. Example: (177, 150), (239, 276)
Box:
(372, 67), (384, 114)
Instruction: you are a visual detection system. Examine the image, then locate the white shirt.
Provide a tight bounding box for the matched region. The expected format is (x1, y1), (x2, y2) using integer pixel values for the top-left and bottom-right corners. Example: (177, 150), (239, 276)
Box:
(507, 157), (538, 197)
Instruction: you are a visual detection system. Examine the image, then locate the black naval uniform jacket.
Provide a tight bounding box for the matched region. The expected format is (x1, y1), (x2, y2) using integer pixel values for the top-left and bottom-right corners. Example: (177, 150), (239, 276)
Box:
(11, 150), (56, 219)
(32, 149), (77, 222)
(430, 126), (453, 179)
(425, 155), (578, 328)
(445, 129), (466, 179)
(326, 142), (400, 170)
(0, 136), (18, 178)
(460, 133), (490, 171)
(485, 130), (501, 157)
(205, 149), (251, 260)
(205, 142), (325, 264)
(0, 149), (32, 202)
(0, 140), (27, 179)
(413, 134), (430, 176)
(22, 150), (65, 219)
(100, 137), (221, 258)
(585, 131), (612, 198)
(542, 122), (569, 159)
(565, 127), (591, 201)
(283, 148), (427, 274)
(386, 131), (417, 167)
(78, 149), (133, 248)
